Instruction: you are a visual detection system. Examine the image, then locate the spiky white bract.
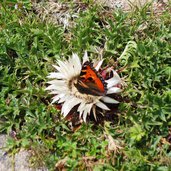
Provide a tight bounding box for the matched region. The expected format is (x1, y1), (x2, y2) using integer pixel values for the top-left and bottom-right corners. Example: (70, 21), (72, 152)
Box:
(46, 52), (123, 122)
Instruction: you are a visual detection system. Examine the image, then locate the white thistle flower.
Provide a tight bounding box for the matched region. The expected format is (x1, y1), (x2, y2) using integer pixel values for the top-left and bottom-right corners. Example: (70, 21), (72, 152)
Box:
(46, 52), (123, 122)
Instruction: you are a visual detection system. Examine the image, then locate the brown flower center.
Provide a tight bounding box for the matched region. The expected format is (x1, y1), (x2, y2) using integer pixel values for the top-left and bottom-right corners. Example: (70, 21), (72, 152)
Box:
(67, 76), (100, 104)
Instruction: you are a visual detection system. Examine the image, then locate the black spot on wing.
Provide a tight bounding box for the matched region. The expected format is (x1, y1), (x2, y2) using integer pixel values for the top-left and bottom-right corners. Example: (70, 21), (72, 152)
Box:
(87, 77), (94, 82)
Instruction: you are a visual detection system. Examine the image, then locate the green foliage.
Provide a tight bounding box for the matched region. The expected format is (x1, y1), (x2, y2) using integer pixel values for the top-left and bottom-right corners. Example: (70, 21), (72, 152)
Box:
(0, 2), (171, 170)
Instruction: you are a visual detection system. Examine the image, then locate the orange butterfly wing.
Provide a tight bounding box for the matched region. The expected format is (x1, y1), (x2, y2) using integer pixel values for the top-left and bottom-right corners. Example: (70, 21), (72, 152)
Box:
(75, 62), (107, 96)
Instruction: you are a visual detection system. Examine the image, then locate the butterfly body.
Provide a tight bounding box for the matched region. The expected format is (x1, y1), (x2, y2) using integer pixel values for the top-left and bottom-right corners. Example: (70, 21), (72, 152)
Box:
(75, 61), (107, 96)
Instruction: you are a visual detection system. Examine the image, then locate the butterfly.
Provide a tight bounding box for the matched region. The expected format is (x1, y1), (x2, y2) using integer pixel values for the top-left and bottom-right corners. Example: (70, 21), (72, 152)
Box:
(75, 61), (107, 96)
